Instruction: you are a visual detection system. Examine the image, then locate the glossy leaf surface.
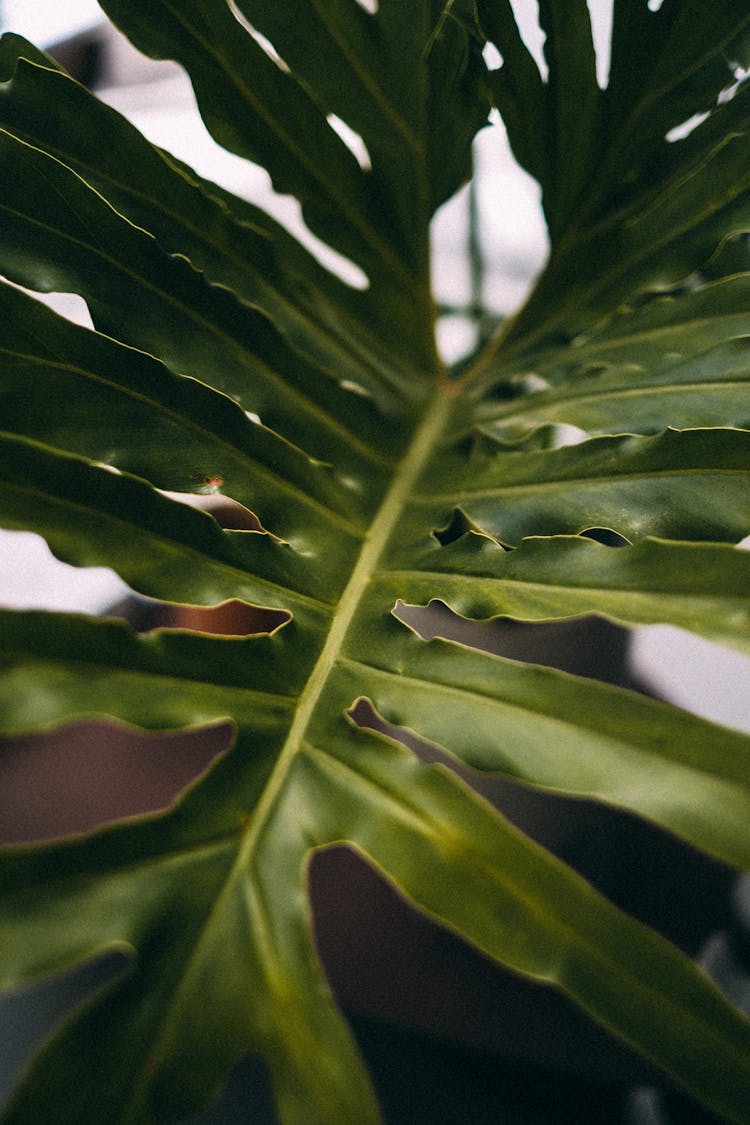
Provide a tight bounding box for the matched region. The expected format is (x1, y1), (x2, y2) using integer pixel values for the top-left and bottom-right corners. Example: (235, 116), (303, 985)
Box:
(1, 4), (749, 1123)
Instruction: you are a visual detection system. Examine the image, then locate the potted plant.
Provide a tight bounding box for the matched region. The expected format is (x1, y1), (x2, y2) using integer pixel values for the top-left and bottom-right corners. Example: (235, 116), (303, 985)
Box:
(0, 2), (749, 1122)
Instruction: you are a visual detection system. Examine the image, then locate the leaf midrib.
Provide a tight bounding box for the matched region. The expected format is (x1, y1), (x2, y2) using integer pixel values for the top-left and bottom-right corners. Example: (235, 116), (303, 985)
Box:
(110, 387), (453, 1118)
(235, 387), (453, 863)
(142, 388), (452, 1025)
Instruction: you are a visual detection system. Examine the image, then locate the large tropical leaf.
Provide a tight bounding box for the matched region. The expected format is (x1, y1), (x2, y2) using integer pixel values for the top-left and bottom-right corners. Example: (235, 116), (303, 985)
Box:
(1, 3), (749, 1122)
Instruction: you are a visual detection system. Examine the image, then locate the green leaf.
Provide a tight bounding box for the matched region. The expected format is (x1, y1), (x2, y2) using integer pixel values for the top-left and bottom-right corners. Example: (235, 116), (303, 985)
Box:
(0, 128), (419, 472)
(478, 3), (750, 348)
(2, 4), (750, 1123)
(384, 532), (750, 654)
(472, 274), (750, 436)
(334, 606), (750, 869)
(535, 0), (601, 239)
(0, 38), (420, 387)
(0, 279), (390, 528)
(95, 0), (488, 359)
(3, 613), (750, 1122)
(98, 0), (396, 282)
(0, 609), (302, 738)
(409, 427), (750, 546)
(476, 0), (548, 183)
(0, 431), (351, 612)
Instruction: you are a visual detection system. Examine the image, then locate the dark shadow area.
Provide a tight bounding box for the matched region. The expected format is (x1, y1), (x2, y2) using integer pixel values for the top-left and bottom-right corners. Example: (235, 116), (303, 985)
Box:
(0, 951), (130, 1108)
(182, 1006), (634, 1124)
(177, 1054), (276, 1125)
(349, 1013), (626, 1125)
(311, 844), (738, 1125)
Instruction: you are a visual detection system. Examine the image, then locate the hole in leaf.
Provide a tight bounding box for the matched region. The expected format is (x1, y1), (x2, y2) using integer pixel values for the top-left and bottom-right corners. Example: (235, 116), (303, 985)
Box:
(482, 42), (503, 71)
(436, 314), (478, 364)
(665, 111), (710, 143)
(516, 372), (551, 394)
(1, 279), (93, 329)
(265, 197), (368, 289)
(632, 627), (750, 732)
(432, 508), (489, 547)
(718, 65), (750, 106)
(354, 0), (378, 12)
(548, 424), (591, 449)
(106, 592), (289, 637)
(586, 0), (613, 90)
(0, 719), (233, 845)
(339, 378), (372, 399)
(347, 695), (381, 731)
(158, 600), (290, 635)
(314, 743), (735, 969)
(508, 0), (548, 81)
(227, 1), (290, 72)
(580, 527), (630, 548)
(0, 530), (121, 613)
(310, 839), (668, 1072)
(215, 10), (371, 291)
(393, 599), (637, 686)
(159, 490), (263, 531)
(327, 114), (372, 172)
